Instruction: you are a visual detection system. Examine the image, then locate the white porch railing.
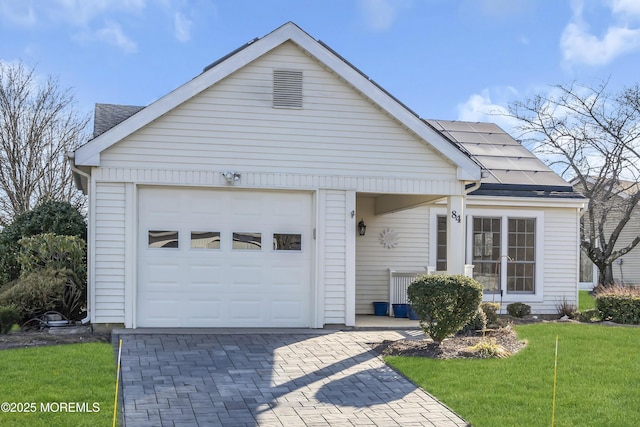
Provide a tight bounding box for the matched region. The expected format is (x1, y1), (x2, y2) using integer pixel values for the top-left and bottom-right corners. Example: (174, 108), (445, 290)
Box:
(388, 266), (475, 315)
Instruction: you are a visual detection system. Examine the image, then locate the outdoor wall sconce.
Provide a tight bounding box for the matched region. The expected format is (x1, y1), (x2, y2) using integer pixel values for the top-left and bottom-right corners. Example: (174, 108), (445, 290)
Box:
(358, 219), (367, 236)
(222, 171), (241, 184)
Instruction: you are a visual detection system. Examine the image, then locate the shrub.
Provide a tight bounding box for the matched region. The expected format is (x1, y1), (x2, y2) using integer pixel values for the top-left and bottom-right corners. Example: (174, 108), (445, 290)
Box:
(461, 307), (487, 334)
(465, 337), (511, 359)
(0, 201), (86, 286)
(556, 298), (578, 318)
(596, 285), (640, 324)
(16, 233), (86, 283)
(0, 305), (20, 334)
(578, 308), (601, 323)
(0, 268), (85, 322)
(507, 302), (531, 318)
(480, 302), (500, 324)
(408, 274), (483, 345)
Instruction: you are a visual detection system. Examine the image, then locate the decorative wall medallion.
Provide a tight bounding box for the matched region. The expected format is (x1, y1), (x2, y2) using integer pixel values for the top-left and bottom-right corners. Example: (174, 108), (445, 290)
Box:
(379, 228), (399, 249)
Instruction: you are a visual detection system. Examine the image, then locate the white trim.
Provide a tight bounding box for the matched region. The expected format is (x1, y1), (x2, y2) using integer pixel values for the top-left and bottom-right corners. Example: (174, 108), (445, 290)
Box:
(73, 23), (480, 181)
(92, 168), (466, 195)
(345, 191), (356, 326)
(467, 195), (586, 209)
(314, 189), (326, 328)
(124, 183), (135, 328)
(88, 172), (97, 324)
(428, 208), (444, 268)
(310, 192), (319, 327)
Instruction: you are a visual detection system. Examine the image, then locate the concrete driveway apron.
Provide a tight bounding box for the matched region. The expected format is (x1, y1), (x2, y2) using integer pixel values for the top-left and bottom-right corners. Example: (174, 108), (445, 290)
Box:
(116, 330), (469, 426)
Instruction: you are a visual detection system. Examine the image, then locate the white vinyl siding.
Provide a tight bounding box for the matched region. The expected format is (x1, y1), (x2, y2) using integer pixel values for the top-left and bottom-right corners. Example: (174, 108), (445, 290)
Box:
(541, 208), (581, 313)
(94, 182), (126, 323)
(321, 190), (348, 324)
(355, 199), (429, 314)
(98, 42), (458, 183)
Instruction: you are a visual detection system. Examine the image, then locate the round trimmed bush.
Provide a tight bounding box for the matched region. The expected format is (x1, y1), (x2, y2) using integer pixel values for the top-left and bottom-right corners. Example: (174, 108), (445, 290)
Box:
(407, 274), (483, 344)
(507, 302), (531, 318)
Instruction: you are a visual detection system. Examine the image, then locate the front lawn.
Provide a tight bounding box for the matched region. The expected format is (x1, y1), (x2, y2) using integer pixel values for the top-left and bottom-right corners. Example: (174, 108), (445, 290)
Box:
(579, 290), (596, 311)
(386, 323), (640, 427)
(0, 342), (115, 427)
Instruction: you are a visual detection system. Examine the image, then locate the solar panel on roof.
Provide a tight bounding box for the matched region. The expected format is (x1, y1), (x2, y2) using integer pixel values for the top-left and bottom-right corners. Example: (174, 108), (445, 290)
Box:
(426, 118), (576, 189)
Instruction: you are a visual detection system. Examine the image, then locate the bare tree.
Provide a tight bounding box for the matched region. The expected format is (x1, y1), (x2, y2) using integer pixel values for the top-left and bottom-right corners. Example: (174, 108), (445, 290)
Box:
(0, 62), (89, 226)
(509, 81), (640, 286)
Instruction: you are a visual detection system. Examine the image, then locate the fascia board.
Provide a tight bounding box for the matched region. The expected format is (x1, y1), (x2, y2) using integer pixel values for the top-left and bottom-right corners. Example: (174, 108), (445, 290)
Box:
(468, 195), (588, 209)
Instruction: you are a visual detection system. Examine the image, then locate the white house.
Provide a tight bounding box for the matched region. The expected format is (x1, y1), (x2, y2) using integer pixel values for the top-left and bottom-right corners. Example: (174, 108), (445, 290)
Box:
(70, 22), (586, 328)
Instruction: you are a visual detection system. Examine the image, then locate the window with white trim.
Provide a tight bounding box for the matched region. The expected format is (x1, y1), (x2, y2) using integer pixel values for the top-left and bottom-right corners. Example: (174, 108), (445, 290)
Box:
(436, 215), (447, 271)
(507, 218), (536, 293)
(472, 217), (502, 293)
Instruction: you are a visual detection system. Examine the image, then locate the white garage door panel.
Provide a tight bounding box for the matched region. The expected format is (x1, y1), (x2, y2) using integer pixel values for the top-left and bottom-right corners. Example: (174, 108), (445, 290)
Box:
(137, 187), (313, 327)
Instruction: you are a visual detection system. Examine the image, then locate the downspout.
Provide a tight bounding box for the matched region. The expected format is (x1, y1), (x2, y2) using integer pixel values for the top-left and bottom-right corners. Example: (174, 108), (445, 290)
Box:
(67, 152), (92, 324)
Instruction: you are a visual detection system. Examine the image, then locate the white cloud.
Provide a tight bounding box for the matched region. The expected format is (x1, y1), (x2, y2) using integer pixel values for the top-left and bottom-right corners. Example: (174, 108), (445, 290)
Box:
(561, 22), (640, 66)
(609, 0), (640, 17)
(359, 0), (412, 31)
(456, 88), (521, 134)
(174, 11), (192, 42)
(0, 0), (145, 27)
(96, 21), (137, 54)
(0, 1), (37, 27)
(51, 0), (145, 26)
(561, 0), (640, 66)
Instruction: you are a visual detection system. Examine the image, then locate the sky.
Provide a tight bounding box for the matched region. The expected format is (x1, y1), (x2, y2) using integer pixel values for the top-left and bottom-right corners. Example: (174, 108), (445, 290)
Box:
(2, 0), (640, 135)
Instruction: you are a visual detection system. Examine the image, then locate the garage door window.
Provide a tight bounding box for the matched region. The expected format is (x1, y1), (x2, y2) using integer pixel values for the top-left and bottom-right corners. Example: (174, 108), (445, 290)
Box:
(148, 230), (179, 248)
(191, 231), (221, 249)
(273, 233), (302, 251)
(233, 232), (262, 250)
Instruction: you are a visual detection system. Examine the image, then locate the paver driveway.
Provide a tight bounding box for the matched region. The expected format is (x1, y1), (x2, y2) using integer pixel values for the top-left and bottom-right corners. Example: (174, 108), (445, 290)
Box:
(117, 330), (469, 426)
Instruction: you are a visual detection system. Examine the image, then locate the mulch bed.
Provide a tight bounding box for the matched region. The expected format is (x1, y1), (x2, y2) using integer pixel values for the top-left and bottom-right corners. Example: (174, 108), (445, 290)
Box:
(0, 329), (111, 350)
(371, 326), (527, 359)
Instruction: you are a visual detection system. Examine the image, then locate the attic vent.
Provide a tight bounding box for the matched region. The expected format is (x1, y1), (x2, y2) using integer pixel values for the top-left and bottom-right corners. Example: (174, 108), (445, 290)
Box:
(273, 69), (303, 108)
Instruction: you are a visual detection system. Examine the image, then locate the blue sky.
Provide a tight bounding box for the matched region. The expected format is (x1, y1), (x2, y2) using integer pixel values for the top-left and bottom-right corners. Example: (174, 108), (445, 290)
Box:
(2, 0), (640, 134)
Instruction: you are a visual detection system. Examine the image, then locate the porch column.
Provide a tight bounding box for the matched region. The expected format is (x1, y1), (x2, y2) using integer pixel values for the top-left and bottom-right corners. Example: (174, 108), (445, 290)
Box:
(447, 195), (465, 275)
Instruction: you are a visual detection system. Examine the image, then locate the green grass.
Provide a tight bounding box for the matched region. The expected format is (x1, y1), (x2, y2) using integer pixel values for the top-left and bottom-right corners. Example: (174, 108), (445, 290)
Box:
(579, 290), (596, 311)
(0, 343), (115, 427)
(386, 323), (640, 427)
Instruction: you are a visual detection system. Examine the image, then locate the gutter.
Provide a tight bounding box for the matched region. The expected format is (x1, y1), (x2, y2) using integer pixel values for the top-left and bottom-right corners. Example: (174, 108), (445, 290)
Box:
(67, 152), (91, 195)
(465, 181), (481, 194)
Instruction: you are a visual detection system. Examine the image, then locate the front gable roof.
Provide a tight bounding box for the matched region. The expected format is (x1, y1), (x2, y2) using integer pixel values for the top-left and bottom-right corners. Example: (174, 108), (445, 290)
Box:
(74, 22), (481, 181)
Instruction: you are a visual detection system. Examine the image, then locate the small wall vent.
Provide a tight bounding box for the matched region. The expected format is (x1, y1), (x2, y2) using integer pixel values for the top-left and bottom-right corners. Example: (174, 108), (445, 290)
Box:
(273, 69), (303, 108)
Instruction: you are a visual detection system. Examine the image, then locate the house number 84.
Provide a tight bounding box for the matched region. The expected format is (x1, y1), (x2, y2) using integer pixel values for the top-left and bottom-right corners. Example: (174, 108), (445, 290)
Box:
(451, 211), (461, 223)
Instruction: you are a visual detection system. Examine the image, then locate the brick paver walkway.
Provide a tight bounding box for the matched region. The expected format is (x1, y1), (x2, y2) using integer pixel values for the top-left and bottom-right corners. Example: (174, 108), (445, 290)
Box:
(117, 330), (469, 426)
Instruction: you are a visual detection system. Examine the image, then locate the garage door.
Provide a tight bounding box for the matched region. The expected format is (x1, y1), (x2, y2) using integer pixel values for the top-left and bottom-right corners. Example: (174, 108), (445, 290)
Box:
(137, 187), (313, 327)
